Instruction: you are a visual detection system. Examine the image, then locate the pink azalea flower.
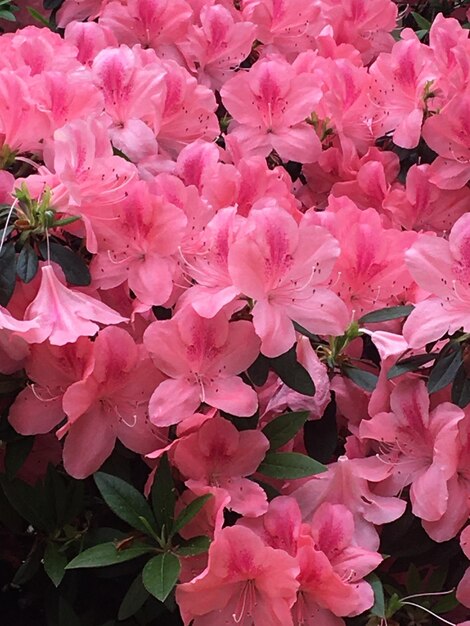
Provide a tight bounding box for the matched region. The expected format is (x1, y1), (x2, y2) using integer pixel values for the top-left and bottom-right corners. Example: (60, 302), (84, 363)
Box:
(173, 415), (269, 516)
(308, 199), (416, 318)
(227, 206), (349, 357)
(59, 326), (165, 478)
(176, 525), (299, 626)
(8, 338), (93, 436)
(221, 56), (323, 163)
(143, 307), (260, 426)
(369, 35), (439, 148)
(180, 4), (256, 89)
(422, 90), (470, 190)
(360, 379), (464, 523)
(457, 526), (470, 609)
(403, 213), (470, 347)
(241, 0), (322, 59)
(91, 180), (187, 306)
(383, 163), (470, 234)
(64, 21), (118, 66)
(100, 0), (193, 56)
(292, 455), (406, 550)
(292, 503), (382, 623)
(22, 265), (127, 346)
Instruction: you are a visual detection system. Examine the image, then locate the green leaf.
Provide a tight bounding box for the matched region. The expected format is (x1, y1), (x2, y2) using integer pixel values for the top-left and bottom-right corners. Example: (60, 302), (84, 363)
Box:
(304, 397), (337, 464)
(118, 573), (149, 621)
(58, 597), (81, 626)
(12, 543), (43, 585)
(0, 242), (16, 306)
(176, 536), (211, 557)
(27, 7), (51, 26)
(247, 354), (270, 387)
(0, 9), (16, 20)
(269, 345), (315, 396)
(39, 241), (90, 286)
(172, 494), (212, 536)
(0, 476), (51, 531)
(387, 353), (436, 379)
(292, 321), (321, 342)
(94, 472), (157, 536)
(43, 0), (65, 9)
(427, 343), (462, 394)
(5, 436), (34, 479)
(359, 305), (414, 324)
(44, 542), (67, 587)
(257, 452), (327, 479)
(151, 454), (176, 537)
(451, 365), (470, 408)
(343, 366), (378, 392)
(16, 242), (39, 283)
(262, 410), (309, 451)
(142, 553), (181, 602)
(367, 573), (385, 618)
(412, 11), (431, 31)
(66, 542), (151, 569)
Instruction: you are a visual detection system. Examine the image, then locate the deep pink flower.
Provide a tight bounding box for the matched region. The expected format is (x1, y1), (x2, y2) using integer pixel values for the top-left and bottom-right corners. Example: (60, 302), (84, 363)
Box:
(176, 525), (299, 626)
(173, 415), (269, 516)
(59, 327), (165, 478)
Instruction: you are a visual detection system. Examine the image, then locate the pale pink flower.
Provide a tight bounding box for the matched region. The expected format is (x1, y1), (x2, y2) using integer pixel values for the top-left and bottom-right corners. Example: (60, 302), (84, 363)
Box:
(403, 213), (470, 347)
(221, 57), (323, 163)
(143, 307), (260, 426)
(360, 380), (464, 523)
(22, 265), (127, 346)
(228, 206), (349, 357)
(457, 526), (470, 609)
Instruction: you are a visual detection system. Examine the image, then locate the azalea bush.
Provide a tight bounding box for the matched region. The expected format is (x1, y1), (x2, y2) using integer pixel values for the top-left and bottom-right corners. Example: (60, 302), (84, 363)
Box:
(1, 0), (470, 624)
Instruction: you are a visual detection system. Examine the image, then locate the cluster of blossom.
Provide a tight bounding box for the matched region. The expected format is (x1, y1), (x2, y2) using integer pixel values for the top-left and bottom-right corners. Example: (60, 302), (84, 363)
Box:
(1, 1), (470, 625)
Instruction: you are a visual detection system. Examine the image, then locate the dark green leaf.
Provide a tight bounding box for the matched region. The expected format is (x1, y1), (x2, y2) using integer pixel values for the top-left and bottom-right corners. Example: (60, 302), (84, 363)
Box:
(43, 0), (65, 9)
(343, 366), (378, 392)
(5, 436), (34, 479)
(367, 573), (385, 618)
(151, 454), (176, 537)
(304, 397), (337, 464)
(94, 472), (157, 536)
(58, 597), (81, 626)
(44, 542), (67, 587)
(247, 354), (269, 387)
(269, 346), (315, 396)
(176, 536), (211, 557)
(172, 494), (212, 536)
(387, 353), (436, 379)
(451, 365), (470, 408)
(0, 476), (51, 530)
(16, 242), (38, 283)
(0, 242), (16, 306)
(359, 305), (414, 324)
(427, 343), (462, 393)
(262, 410), (309, 451)
(433, 592), (460, 614)
(142, 553), (180, 602)
(39, 241), (90, 286)
(118, 573), (149, 621)
(257, 452), (326, 479)
(292, 321), (321, 342)
(12, 543), (43, 585)
(66, 542), (151, 569)
(412, 11), (432, 30)
(0, 486), (23, 531)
